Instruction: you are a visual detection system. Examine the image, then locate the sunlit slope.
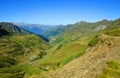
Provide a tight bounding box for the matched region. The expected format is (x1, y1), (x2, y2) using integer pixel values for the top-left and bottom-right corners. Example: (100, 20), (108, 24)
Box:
(33, 20), (112, 71)
(52, 20), (112, 44)
(44, 33), (120, 78)
(39, 18), (120, 78)
(0, 22), (49, 78)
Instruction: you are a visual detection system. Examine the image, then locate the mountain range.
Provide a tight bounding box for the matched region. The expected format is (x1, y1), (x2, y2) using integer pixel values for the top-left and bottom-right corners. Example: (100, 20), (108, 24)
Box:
(0, 18), (120, 78)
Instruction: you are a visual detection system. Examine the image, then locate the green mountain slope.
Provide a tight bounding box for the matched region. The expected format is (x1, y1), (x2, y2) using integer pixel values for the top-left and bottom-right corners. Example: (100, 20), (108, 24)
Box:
(36, 20), (112, 68)
(0, 22), (28, 34)
(0, 19), (119, 78)
(52, 20), (112, 44)
(104, 18), (120, 30)
(0, 22), (49, 78)
(28, 20), (120, 78)
(103, 18), (120, 36)
(38, 19), (120, 78)
(46, 34), (120, 78)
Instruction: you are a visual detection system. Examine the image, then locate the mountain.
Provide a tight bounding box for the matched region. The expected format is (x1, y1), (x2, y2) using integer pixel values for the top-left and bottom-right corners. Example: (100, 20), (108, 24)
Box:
(0, 19), (120, 78)
(0, 28), (9, 37)
(104, 18), (120, 30)
(103, 18), (120, 36)
(14, 22), (67, 40)
(0, 22), (49, 78)
(29, 20), (112, 75)
(47, 34), (120, 78)
(41, 25), (65, 39)
(14, 22), (56, 34)
(51, 20), (112, 44)
(35, 18), (120, 78)
(0, 22), (28, 34)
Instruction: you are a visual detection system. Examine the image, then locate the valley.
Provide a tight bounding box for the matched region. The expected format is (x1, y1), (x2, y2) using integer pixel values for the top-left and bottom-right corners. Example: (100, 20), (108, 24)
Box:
(0, 18), (120, 78)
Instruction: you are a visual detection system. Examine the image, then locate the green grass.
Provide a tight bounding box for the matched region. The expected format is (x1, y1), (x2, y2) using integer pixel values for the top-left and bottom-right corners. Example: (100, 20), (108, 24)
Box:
(4, 34), (49, 61)
(88, 35), (99, 46)
(0, 63), (31, 78)
(61, 47), (86, 65)
(24, 67), (42, 76)
(37, 39), (89, 70)
(0, 38), (26, 68)
(0, 34), (49, 77)
(8, 34), (47, 49)
(0, 38), (24, 55)
(106, 28), (120, 36)
(0, 56), (17, 68)
(98, 60), (120, 78)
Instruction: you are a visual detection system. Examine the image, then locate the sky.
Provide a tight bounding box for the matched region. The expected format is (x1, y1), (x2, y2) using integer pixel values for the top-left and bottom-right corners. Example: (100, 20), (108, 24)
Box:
(0, 0), (120, 25)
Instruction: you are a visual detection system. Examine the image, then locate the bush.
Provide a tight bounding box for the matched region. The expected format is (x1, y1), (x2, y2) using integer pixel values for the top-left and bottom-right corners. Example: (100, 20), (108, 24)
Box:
(88, 36), (99, 46)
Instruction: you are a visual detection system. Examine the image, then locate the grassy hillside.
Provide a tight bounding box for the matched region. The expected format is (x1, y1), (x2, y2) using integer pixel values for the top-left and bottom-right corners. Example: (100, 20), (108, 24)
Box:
(0, 35), (49, 78)
(24, 20), (112, 76)
(32, 19), (120, 78)
(0, 22), (49, 78)
(42, 33), (120, 78)
(37, 20), (111, 65)
(98, 60), (120, 78)
(0, 19), (119, 78)
(104, 18), (120, 31)
(52, 20), (111, 44)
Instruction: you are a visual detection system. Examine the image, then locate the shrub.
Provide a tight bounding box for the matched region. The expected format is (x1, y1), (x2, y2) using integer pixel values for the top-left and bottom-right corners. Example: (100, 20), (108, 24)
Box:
(88, 35), (99, 46)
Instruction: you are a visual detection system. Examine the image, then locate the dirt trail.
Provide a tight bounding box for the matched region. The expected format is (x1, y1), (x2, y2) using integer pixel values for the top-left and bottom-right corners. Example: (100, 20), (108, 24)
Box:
(44, 34), (120, 78)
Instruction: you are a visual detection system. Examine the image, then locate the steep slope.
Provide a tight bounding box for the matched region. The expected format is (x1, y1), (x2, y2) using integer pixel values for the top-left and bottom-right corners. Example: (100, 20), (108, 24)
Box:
(0, 22), (49, 78)
(104, 18), (120, 36)
(37, 19), (120, 78)
(0, 19), (118, 78)
(0, 22), (28, 34)
(104, 18), (120, 31)
(46, 34), (120, 78)
(35, 20), (112, 70)
(52, 20), (112, 44)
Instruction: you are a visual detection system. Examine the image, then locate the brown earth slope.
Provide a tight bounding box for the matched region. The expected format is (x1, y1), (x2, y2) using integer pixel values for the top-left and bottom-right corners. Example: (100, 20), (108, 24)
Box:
(41, 34), (120, 78)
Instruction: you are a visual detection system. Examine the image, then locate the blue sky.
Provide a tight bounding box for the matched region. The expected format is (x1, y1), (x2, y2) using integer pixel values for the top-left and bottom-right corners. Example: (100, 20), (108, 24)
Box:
(0, 0), (120, 25)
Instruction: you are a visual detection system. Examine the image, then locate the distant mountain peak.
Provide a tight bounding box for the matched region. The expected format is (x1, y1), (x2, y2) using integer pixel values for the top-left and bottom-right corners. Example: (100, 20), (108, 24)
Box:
(0, 22), (29, 34)
(75, 21), (90, 24)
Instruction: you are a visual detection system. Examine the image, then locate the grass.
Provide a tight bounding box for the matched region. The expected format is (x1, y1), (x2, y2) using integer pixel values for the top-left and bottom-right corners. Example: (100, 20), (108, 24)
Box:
(0, 34), (49, 77)
(24, 67), (42, 77)
(106, 28), (120, 36)
(5, 34), (49, 61)
(36, 38), (89, 70)
(88, 35), (99, 46)
(0, 38), (24, 55)
(61, 47), (86, 65)
(8, 34), (47, 49)
(0, 63), (31, 78)
(0, 56), (18, 68)
(98, 60), (120, 78)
